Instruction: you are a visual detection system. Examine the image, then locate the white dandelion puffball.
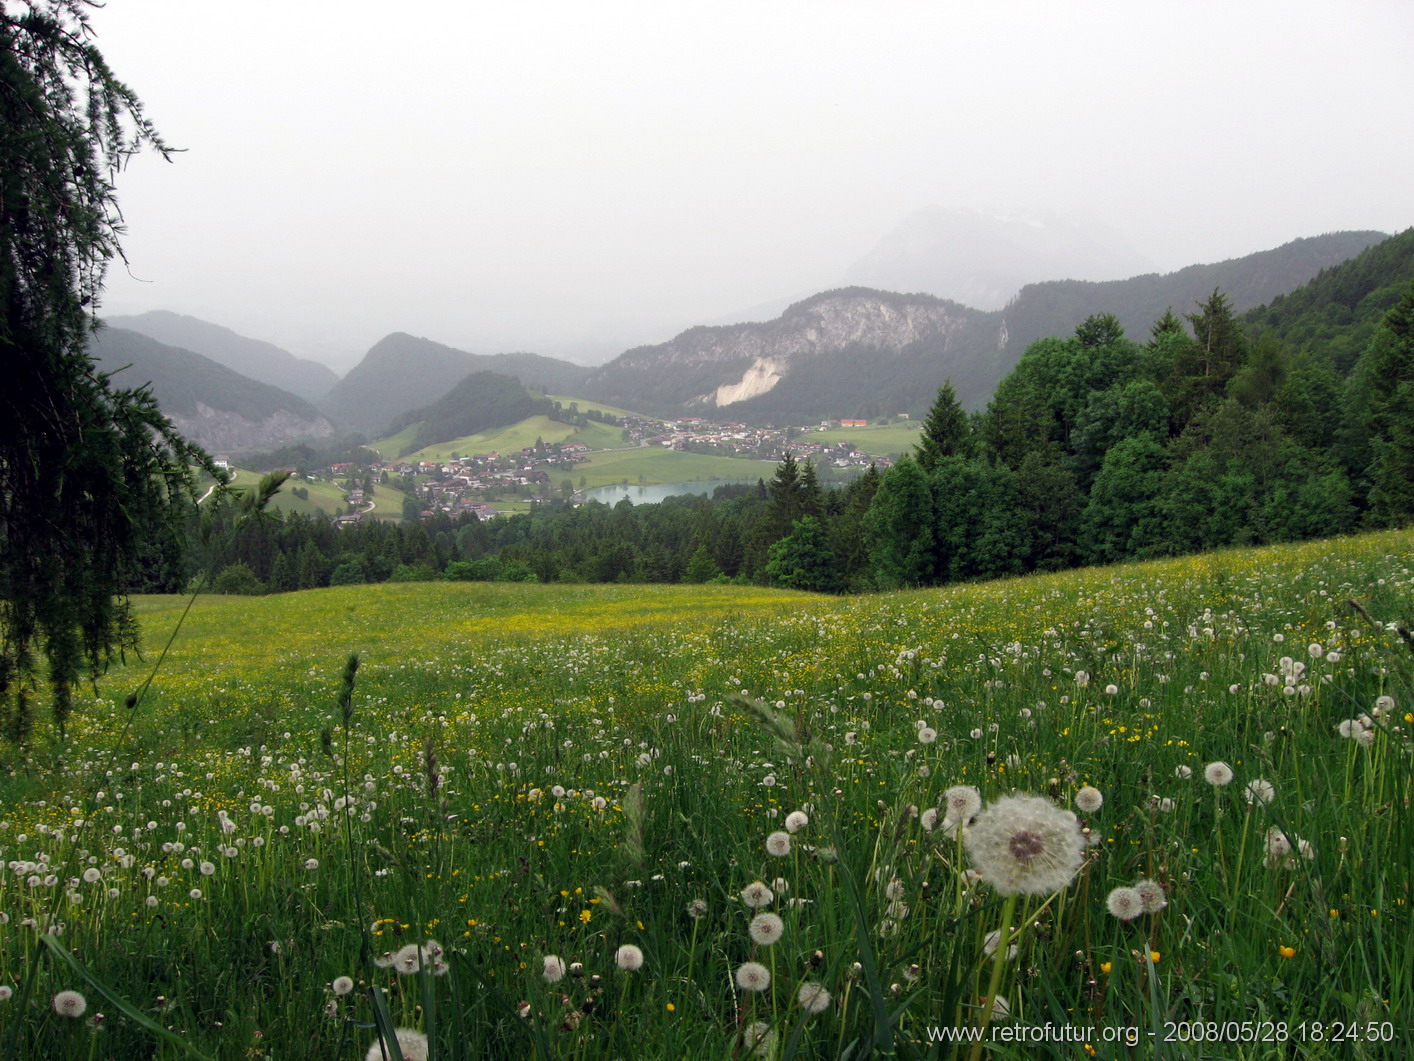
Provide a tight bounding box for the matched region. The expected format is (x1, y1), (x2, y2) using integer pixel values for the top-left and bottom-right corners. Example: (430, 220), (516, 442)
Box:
(1245, 779), (1275, 805)
(543, 955), (566, 983)
(920, 807), (940, 832)
(749, 912), (784, 946)
(784, 810), (809, 833)
(365, 1029), (428, 1061)
(1074, 785), (1104, 813)
(765, 831), (792, 857)
(735, 961), (771, 992)
(615, 944), (644, 971)
(1106, 886), (1145, 921)
(963, 795), (1086, 896)
(52, 990), (87, 1018)
(332, 976), (355, 996)
(740, 881), (774, 908)
(1203, 761), (1234, 786)
(1134, 879), (1167, 913)
(797, 981), (831, 1013)
(918, 727), (937, 745)
(943, 785), (982, 823)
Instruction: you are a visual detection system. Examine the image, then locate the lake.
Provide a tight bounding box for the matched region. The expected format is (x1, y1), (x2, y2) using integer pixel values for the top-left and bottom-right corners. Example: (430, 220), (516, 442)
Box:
(580, 480), (759, 505)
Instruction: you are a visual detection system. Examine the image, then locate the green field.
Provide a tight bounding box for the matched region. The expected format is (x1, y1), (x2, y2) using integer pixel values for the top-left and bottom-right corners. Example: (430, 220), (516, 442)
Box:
(2, 531), (1411, 1058)
(219, 467), (410, 521)
(377, 416), (626, 464)
(808, 420), (923, 454)
(575, 446), (773, 489)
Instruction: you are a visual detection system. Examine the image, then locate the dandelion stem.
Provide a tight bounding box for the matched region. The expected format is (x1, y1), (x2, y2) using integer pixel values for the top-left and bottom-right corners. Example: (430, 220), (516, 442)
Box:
(970, 891), (1018, 1061)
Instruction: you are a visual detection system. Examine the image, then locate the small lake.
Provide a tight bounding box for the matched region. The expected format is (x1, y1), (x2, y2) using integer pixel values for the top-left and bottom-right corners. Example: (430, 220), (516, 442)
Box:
(580, 480), (760, 506)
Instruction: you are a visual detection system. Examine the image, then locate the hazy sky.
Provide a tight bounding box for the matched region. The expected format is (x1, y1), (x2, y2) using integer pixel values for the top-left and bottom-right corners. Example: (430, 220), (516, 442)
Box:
(88, 0), (1414, 371)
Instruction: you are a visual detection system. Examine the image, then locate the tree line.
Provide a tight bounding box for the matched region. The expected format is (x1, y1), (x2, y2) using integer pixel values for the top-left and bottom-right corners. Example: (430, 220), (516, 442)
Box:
(185, 278), (1414, 597)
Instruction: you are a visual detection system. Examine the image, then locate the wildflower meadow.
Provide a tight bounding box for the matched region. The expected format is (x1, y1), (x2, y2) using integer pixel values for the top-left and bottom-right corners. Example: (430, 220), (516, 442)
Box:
(1, 530), (1411, 1059)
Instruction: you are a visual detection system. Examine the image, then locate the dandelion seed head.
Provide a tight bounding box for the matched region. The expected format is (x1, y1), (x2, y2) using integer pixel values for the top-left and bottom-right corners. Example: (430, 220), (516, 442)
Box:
(749, 912), (784, 946)
(943, 785), (982, 823)
(964, 795), (1085, 896)
(784, 810), (809, 833)
(735, 961), (771, 992)
(1074, 786), (1104, 813)
(615, 944), (644, 971)
(332, 976), (355, 996)
(1107, 886), (1144, 921)
(1203, 762), (1234, 786)
(765, 831), (791, 857)
(1134, 879), (1167, 913)
(741, 880), (774, 908)
(365, 1029), (428, 1061)
(797, 981), (831, 1013)
(1245, 779), (1275, 805)
(543, 955), (566, 983)
(52, 990), (87, 1018)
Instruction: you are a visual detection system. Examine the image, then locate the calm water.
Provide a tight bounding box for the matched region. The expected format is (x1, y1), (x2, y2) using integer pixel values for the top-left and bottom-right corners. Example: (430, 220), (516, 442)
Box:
(580, 480), (759, 505)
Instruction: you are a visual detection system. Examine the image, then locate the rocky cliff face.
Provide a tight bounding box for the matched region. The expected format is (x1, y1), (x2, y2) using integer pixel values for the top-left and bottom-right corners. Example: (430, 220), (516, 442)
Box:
(583, 288), (1000, 416)
(168, 404), (336, 454)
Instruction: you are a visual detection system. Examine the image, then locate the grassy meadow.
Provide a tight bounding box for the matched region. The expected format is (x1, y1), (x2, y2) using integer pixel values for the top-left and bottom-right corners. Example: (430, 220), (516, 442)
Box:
(809, 422), (924, 454)
(1, 532), (1412, 1058)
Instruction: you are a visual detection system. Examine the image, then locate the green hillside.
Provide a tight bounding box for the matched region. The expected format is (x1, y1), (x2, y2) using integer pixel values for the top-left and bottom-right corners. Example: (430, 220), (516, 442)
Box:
(386, 414), (625, 463)
(808, 420), (923, 452)
(3, 530), (1409, 1057)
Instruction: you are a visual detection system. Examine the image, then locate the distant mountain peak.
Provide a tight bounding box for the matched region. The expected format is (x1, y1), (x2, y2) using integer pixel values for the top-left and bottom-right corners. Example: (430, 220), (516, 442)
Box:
(105, 310), (340, 402)
(842, 206), (1156, 311)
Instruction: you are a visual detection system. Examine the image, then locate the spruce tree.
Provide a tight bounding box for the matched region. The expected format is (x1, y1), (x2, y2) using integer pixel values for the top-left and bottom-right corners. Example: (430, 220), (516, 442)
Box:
(916, 381), (969, 471)
(2, 3), (213, 741)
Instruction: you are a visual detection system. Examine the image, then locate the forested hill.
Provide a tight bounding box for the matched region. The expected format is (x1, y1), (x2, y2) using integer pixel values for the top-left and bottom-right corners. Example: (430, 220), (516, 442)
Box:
(391, 371), (551, 454)
(318, 333), (591, 436)
(998, 231), (1387, 353)
(578, 231), (1386, 423)
(1243, 227), (1414, 371)
(198, 233), (1414, 596)
(87, 328), (335, 452)
(106, 310), (339, 402)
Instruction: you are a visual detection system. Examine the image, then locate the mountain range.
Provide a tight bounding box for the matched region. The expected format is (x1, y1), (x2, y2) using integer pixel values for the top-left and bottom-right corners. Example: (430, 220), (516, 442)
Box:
(579, 231), (1388, 422)
(316, 333), (591, 437)
(106, 310), (339, 401)
(97, 227), (1402, 449)
(87, 327), (335, 453)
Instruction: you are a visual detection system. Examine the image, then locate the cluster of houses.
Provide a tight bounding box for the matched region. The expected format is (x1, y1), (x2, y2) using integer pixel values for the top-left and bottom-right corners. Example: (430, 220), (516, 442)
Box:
(647, 418), (892, 470)
(308, 414), (901, 524)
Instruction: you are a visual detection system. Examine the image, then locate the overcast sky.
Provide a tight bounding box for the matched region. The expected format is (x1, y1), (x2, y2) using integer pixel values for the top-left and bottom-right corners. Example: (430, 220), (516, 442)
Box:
(88, 0), (1414, 371)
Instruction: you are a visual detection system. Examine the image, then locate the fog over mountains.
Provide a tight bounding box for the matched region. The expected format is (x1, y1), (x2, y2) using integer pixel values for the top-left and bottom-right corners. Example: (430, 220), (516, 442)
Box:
(104, 225), (1398, 448)
(841, 207), (1157, 311)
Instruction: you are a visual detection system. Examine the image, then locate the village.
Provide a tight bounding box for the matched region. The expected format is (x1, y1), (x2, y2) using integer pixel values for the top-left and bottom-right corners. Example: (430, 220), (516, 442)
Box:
(293, 414), (902, 524)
